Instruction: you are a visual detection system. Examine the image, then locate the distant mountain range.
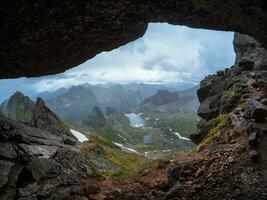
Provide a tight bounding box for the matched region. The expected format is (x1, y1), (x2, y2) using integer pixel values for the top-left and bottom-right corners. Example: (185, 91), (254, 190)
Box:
(0, 85), (199, 157)
(1, 83), (199, 124)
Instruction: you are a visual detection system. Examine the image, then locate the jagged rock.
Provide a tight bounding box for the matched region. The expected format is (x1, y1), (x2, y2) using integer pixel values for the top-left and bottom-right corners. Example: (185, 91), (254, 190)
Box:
(261, 98), (267, 106)
(197, 76), (225, 103)
(220, 93), (241, 114)
(106, 107), (118, 116)
(244, 99), (267, 122)
(249, 150), (259, 162)
(190, 119), (213, 144)
(248, 132), (257, 147)
(83, 107), (106, 129)
(256, 58), (267, 71)
(165, 182), (182, 200)
(167, 161), (198, 185)
(0, 160), (14, 188)
(2, 2), (267, 79)
(30, 97), (76, 144)
(197, 95), (220, 120)
(0, 116), (104, 200)
(238, 59), (255, 70)
(0, 91), (35, 124)
(142, 90), (179, 106)
(46, 85), (98, 122)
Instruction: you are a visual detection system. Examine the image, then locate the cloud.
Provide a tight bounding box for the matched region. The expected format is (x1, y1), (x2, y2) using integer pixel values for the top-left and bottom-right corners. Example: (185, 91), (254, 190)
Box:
(0, 23), (235, 101)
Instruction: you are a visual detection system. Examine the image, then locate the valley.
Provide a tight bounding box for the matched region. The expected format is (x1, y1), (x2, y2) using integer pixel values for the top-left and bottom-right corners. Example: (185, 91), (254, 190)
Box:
(0, 83), (199, 159)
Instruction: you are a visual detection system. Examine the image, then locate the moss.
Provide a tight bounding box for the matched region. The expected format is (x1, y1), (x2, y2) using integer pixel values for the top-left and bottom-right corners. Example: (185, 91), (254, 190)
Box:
(91, 170), (106, 181)
(83, 135), (151, 179)
(194, 114), (228, 152)
(223, 87), (238, 97)
(112, 171), (126, 178)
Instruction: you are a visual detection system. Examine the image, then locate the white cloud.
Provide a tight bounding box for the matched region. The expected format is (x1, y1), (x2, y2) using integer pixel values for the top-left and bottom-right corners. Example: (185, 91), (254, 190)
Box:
(0, 23), (235, 97)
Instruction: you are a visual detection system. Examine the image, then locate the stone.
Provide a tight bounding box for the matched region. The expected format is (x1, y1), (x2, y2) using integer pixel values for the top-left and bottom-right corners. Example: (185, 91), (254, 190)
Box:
(165, 182), (182, 199)
(248, 132), (257, 147)
(244, 99), (267, 122)
(197, 95), (220, 120)
(249, 150), (260, 162)
(0, 160), (14, 188)
(167, 161), (198, 184)
(238, 59), (254, 70)
(261, 99), (267, 106)
(30, 97), (77, 143)
(255, 58), (267, 71)
(82, 106), (107, 129)
(190, 119), (213, 144)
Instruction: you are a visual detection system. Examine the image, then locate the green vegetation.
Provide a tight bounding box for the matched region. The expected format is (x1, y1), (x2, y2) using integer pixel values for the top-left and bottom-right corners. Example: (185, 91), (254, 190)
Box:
(194, 114), (228, 152)
(83, 135), (151, 179)
(223, 87), (238, 97)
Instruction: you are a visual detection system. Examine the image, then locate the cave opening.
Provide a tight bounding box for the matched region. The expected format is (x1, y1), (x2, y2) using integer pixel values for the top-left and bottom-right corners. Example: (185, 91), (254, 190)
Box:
(0, 23), (236, 158)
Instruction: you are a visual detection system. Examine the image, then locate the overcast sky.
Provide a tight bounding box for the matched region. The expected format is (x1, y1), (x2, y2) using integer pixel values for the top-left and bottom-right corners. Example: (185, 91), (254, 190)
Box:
(0, 23), (235, 102)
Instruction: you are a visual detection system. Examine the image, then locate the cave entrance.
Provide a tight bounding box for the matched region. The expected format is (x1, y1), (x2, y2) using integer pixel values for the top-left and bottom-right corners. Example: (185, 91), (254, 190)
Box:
(0, 23), (235, 158)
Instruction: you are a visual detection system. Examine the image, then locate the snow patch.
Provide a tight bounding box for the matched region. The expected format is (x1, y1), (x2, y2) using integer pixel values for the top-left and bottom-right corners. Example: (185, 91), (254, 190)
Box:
(113, 142), (139, 154)
(70, 129), (88, 142)
(173, 132), (190, 141)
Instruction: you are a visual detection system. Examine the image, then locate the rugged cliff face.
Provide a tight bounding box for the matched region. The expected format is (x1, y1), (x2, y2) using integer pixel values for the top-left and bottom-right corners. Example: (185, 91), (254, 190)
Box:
(0, 92), (35, 124)
(1, 1), (267, 78)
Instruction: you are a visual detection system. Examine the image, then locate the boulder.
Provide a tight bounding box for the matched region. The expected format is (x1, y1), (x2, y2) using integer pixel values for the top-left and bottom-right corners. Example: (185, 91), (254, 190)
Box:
(238, 58), (254, 70)
(244, 99), (267, 122)
(197, 95), (220, 120)
(190, 119), (213, 144)
(167, 161), (198, 185)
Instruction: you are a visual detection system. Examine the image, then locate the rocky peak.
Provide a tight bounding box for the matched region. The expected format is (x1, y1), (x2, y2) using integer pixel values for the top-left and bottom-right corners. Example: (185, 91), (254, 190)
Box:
(234, 33), (267, 66)
(106, 106), (118, 116)
(83, 106), (107, 129)
(0, 91), (35, 123)
(30, 97), (76, 144)
(191, 33), (267, 144)
(142, 90), (179, 106)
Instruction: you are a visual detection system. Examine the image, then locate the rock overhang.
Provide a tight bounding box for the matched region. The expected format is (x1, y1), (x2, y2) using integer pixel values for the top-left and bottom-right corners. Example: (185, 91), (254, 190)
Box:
(0, 1), (267, 78)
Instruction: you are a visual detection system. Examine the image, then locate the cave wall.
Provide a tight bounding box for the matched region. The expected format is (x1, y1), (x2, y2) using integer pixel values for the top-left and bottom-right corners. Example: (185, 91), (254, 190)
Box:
(1, 0), (267, 78)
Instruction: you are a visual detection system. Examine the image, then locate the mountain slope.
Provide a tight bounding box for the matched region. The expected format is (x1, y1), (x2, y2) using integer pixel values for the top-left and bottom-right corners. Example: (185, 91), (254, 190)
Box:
(0, 91), (35, 123)
(46, 85), (98, 122)
(142, 90), (180, 106)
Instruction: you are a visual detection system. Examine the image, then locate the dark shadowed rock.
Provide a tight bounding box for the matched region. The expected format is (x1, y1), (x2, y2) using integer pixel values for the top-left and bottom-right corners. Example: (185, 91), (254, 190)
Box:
(244, 99), (267, 122)
(106, 107), (118, 116)
(1, 2), (267, 78)
(83, 106), (107, 129)
(142, 90), (179, 106)
(167, 161), (199, 185)
(30, 97), (76, 144)
(197, 95), (220, 120)
(238, 59), (254, 70)
(190, 119), (213, 144)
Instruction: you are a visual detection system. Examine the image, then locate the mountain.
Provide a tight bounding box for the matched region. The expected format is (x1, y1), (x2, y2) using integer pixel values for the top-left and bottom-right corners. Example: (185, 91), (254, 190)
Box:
(142, 90), (180, 106)
(38, 87), (68, 101)
(46, 85), (98, 122)
(82, 106), (107, 129)
(31, 97), (76, 144)
(0, 91), (35, 124)
(86, 84), (142, 112)
(121, 83), (175, 99)
(39, 83), (175, 123)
